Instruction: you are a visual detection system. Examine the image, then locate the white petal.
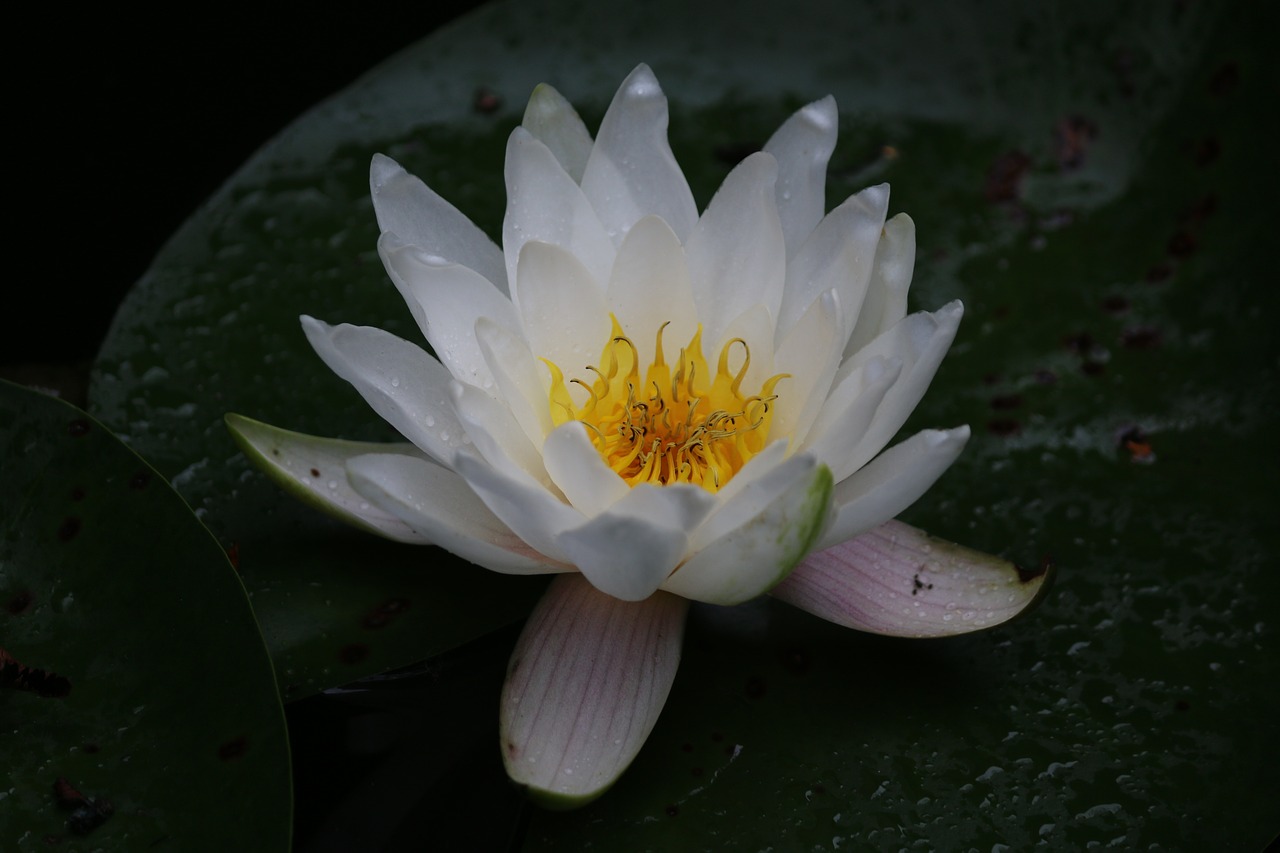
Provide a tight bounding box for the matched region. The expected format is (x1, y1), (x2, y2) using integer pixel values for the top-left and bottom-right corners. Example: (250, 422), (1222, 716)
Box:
(541, 421), (629, 515)
(801, 355), (904, 481)
(514, 241), (611, 374)
(763, 96), (838, 258)
(369, 154), (507, 293)
(449, 381), (549, 485)
(503, 127), (616, 296)
(664, 456), (832, 605)
(777, 183), (889, 346)
(816, 426), (970, 550)
(772, 520), (1050, 637)
(769, 290), (843, 447)
(838, 301), (964, 469)
(521, 83), (594, 183)
(501, 575), (687, 806)
(605, 215), (699, 368)
(581, 64), (698, 244)
(453, 447), (581, 564)
(686, 151), (786, 348)
(299, 316), (465, 465)
(377, 236), (519, 390)
(224, 414), (430, 544)
(845, 213), (916, 356)
(475, 317), (553, 447)
(557, 484), (716, 601)
(346, 453), (569, 575)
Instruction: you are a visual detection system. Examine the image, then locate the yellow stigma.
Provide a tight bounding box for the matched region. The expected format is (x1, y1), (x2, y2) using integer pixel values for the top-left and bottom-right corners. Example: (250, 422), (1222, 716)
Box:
(545, 316), (786, 493)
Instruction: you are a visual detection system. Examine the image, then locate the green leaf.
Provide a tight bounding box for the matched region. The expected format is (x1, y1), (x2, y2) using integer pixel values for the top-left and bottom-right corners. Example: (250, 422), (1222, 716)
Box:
(0, 381), (290, 850)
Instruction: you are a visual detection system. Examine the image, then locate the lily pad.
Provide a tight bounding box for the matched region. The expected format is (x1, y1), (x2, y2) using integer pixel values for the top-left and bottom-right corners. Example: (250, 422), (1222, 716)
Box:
(87, 0), (1277, 849)
(0, 381), (290, 850)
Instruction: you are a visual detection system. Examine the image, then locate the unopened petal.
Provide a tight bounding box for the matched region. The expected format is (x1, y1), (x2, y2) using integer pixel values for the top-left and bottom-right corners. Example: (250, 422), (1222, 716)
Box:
(773, 520), (1051, 636)
(522, 83), (594, 183)
(845, 213), (916, 356)
(501, 575), (687, 807)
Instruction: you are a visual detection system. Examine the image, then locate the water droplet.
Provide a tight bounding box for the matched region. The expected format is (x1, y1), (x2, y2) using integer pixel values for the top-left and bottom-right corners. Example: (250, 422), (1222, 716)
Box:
(390, 377), (401, 388)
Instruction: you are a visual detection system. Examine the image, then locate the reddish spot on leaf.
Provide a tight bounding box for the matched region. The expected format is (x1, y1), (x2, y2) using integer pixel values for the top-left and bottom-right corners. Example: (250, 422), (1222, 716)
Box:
(680, 742), (694, 753)
(56, 517), (82, 542)
(1102, 295), (1130, 315)
(7, 590), (33, 615)
(1121, 326), (1163, 349)
(54, 777), (114, 835)
(780, 648), (811, 675)
(473, 87), (501, 114)
(310, 468), (321, 478)
(987, 418), (1021, 437)
(989, 394), (1023, 411)
(1054, 116), (1098, 170)
(984, 150), (1031, 203)
(67, 418), (90, 438)
(1144, 263), (1173, 284)
(363, 597), (411, 630)
(0, 648), (72, 698)
(226, 542), (240, 571)
(217, 735), (249, 761)
(1118, 426), (1156, 463)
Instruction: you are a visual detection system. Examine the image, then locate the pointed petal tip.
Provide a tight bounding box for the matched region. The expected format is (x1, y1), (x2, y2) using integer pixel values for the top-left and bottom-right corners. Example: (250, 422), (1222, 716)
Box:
(369, 152), (404, 189)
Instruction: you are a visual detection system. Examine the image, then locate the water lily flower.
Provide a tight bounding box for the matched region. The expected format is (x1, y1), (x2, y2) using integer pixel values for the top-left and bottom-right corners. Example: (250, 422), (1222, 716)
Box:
(227, 64), (1048, 807)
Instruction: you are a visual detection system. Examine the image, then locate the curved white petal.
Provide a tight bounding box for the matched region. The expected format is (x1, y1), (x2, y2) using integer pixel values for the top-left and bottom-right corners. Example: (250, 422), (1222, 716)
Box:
(816, 426), (970, 550)
(346, 452), (569, 575)
(503, 127), (616, 295)
(299, 316), (465, 465)
(581, 64), (698, 244)
(449, 380), (549, 485)
(605, 215), (699, 368)
(664, 456), (832, 605)
(763, 96), (838, 259)
(686, 151), (786, 348)
(453, 447), (581, 564)
(224, 414), (430, 544)
(514, 241), (611, 375)
(377, 236), (519, 390)
(541, 421), (629, 515)
(802, 355), (904, 481)
(501, 575), (687, 806)
(558, 484), (716, 601)
(773, 520), (1050, 637)
(369, 154), (508, 294)
(845, 213), (916, 356)
(475, 317), (553, 447)
(777, 183), (889, 346)
(521, 83), (594, 183)
(769, 290), (843, 447)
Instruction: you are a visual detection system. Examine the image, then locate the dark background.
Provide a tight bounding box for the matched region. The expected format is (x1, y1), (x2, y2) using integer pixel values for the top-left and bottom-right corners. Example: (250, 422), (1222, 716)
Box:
(8, 6), (483, 373)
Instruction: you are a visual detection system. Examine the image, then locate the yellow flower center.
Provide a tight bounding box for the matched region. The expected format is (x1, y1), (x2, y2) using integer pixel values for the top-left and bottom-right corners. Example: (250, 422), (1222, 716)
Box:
(545, 317), (785, 493)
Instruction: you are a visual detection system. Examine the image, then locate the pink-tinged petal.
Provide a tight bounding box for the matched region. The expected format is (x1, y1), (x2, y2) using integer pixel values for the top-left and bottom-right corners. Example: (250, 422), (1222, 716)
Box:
(664, 457), (832, 605)
(501, 574), (688, 807)
(581, 64), (698, 244)
(844, 213), (916, 357)
(503, 127), (616, 295)
(345, 453), (570, 575)
(377, 235), (519, 390)
(686, 151), (786, 348)
(773, 520), (1051, 637)
(224, 414), (430, 544)
(521, 83), (594, 183)
(513, 241), (611, 376)
(541, 421), (629, 515)
(299, 315), (466, 465)
(816, 426), (970, 550)
(453, 447), (581, 564)
(605, 215), (699, 369)
(769, 290), (843, 447)
(801, 355), (903, 481)
(369, 155), (508, 294)
(557, 484), (716, 601)
(763, 96), (838, 259)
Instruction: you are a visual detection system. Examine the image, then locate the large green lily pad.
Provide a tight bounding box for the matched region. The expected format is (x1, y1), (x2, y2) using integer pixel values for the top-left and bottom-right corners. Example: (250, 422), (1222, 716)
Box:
(88, 0), (1276, 848)
(0, 381), (290, 850)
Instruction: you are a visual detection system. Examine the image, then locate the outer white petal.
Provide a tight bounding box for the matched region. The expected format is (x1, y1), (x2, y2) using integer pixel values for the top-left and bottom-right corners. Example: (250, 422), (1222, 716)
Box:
(776, 184), (889, 347)
(663, 456), (832, 605)
(605, 215), (699, 369)
(475, 317), (553, 447)
(345, 453), (570, 575)
(369, 154), (508, 293)
(838, 301), (964, 470)
(581, 63), (698, 244)
(503, 127), (616, 295)
(299, 316), (466, 465)
(378, 236), (519, 390)
(801, 355), (904, 481)
(501, 574), (687, 806)
(845, 213), (916, 357)
(521, 83), (594, 183)
(815, 426), (970, 550)
(514, 241), (611, 377)
(449, 381), (549, 485)
(453, 447), (582, 564)
(769, 290), (843, 447)
(772, 520), (1051, 637)
(541, 421), (629, 515)
(224, 414), (430, 544)
(557, 484), (716, 601)
(685, 151), (786, 348)
(763, 95), (838, 259)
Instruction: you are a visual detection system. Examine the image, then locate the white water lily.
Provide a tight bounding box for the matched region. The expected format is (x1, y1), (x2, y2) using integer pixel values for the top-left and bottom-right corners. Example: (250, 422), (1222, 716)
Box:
(228, 64), (1048, 806)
